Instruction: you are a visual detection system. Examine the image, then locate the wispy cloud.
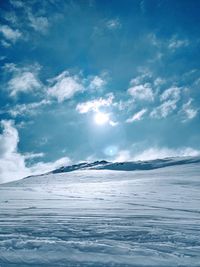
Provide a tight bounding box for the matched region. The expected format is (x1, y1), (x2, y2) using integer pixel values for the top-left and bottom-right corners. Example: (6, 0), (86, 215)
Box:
(1, 40), (11, 48)
(114, 150), (131, 162)
(9, 0), (24, 8)
(181, 99), (198, 122)
(28, 13), (49, 34)
(133, 147), (200, 161)
(149, 32), (190, 50)
(106, 18), (121, 30)
(126, 108), (147, 123)
(6, 100), (50, 117)
(128, 83), (154, 101)
(3, 0), (51, 42)
(76, 93), (118, 126)
(154, 77), (165, 87)
(147, 33), (160, 47)
(29, 157), (71, 176)
(89, 75), (106, 90)
(160, 86), (181, 102)
(168, 36), (189, 50)
(128, 72), (154, 101)
(24, 152), (45, 160)
(8, 72), (41, 97)
(150, 99), (177, 118)
(114, 146), (200, 162)
(76, 93), (114, 114)
(0, 25), (22, 44)
(151, 86), (181, 119)
(47, 71), (84, 102)
(4, 63), (41, 97)
(130, 70), (152, 85)
(113, 98), (135, 111)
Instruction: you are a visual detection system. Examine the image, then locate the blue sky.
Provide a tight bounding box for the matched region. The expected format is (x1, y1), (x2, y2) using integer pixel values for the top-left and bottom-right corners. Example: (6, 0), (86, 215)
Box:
(0, 0), (200, 182)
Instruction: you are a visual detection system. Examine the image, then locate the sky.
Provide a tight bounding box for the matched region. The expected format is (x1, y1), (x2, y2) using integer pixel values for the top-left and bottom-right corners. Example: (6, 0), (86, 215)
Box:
(0, 0), (200, 182)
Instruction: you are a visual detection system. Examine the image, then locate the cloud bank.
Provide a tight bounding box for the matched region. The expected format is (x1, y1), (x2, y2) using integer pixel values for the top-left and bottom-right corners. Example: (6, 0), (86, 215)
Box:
(0, 120), (29, 183)
(0, 120), (71, 183)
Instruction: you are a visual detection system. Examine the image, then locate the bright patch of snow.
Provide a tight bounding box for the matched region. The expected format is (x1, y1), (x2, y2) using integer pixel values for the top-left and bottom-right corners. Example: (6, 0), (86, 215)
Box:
(0, 163), (200, 266)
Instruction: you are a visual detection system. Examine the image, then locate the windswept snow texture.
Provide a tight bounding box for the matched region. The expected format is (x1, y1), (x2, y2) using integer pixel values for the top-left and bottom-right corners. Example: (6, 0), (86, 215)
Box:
(0, 163), (200, 267)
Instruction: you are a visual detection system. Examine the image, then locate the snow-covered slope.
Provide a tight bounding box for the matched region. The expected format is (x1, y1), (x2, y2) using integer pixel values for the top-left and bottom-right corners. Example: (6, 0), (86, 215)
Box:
(25, 156), (200, 179)
(52, 156), (200, 173)
(94, 156), (200, 171)
(0, 161), (200, 266)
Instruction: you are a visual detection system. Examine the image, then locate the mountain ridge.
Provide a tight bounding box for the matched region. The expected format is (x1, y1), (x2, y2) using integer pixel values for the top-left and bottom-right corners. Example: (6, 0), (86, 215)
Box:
(24, 156), (200, 180)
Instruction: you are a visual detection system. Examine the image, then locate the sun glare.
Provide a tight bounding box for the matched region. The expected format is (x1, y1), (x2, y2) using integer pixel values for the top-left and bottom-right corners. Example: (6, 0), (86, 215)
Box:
(94, 112), (109, 125)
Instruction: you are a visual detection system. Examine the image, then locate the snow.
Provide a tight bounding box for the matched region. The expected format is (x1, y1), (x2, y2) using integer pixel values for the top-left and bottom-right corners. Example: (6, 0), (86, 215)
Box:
(46, 156), (200, 175)
(0, 162), (200, 266)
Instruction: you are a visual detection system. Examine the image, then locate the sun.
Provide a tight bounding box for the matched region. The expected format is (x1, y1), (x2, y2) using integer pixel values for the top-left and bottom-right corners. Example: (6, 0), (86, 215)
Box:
(94, 112), (109, 125)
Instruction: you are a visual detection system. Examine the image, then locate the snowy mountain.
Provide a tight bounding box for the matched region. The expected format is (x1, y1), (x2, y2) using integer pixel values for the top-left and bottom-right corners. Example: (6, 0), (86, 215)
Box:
(94, 156), (200, 171)
(0, 159), (200, 266)
(36, 156), (200, 176)
(51, 160), (110, 173)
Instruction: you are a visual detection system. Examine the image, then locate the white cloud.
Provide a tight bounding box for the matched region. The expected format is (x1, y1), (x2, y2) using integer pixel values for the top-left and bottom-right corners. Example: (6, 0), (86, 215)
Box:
(8, 72), (41, 97)
(4, 63), (41, 97)
(0, 120), (29, 183)
(76, 93), (114, 114)
(109, 120), (118, 127)
(114, 150), (131, 162)
(0, 25), (22, 43)
(151, 87), (181, 119)
(113, 99), (135, 111)
(28, 13), (49, 34)
(7, 100), (50, 117)
(133, 147), (200, 161)
(24, 152), (45, 160)
(114, 146), (200, 162)
(168, 36), (189, 50)
(89, 75), (106, 90)
(128, 83), (154, 101)
(5, 2), (49, 37)
(29, 157), (71, 176)
(130, 70), (152, 86)
(76, 94), (117, 127)
(150, 99), (177, 118)
(181, 99), (198, 122)
(126, 108), (147, 123)
(160, 86), (181, 102)
(148, 33), (189, 53)
(47, 71), (84, 102)
(106, 19), (121, 30)
(154, 77), (165, 87)
(0, 120), (71, 183)
(1, 40), (11, 48)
